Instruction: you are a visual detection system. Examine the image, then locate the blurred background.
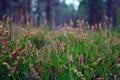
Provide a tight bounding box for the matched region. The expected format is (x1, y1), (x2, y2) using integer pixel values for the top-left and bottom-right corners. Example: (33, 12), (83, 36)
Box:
(0, 0), (120, 28)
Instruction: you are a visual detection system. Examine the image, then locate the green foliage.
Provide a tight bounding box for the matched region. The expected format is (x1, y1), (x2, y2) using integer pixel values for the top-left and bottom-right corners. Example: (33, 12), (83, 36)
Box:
(0, 22), (120, 80)
(0, 24), (40, 80)
(30, 29), (47, 49)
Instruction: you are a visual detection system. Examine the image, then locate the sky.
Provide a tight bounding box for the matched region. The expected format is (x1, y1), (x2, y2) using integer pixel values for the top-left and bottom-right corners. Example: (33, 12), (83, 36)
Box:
(65, 0), (80, 10)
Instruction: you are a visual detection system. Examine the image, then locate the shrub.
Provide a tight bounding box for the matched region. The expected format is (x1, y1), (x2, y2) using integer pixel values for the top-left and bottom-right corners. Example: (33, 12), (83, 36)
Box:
(0, 20), (120, 80)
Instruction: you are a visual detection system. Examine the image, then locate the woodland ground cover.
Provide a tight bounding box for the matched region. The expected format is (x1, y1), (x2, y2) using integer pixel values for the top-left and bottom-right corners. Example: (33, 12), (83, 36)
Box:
(0, 20), (120, 80)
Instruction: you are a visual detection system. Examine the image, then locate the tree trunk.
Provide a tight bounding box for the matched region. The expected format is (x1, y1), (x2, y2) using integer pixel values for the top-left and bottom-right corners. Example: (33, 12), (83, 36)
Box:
(106, 0), (118, 28)
(37, 0), (40, 26)
(21, 2), (27, 25)
(54, 1), (60, 26)
(46, 0), (51, 25)
(106, 0), (112, 19)
(0, 0), (3, 20)
(88, 0), (103, 29)
(0, 0), (9, 20)
(112, 0), (118, 28)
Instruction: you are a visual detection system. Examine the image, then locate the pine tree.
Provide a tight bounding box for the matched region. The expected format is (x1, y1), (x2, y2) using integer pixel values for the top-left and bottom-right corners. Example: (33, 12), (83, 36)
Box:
(106, 0), (118, 28)
(46, 0), (51, 25)
(88, 0), (103, 29)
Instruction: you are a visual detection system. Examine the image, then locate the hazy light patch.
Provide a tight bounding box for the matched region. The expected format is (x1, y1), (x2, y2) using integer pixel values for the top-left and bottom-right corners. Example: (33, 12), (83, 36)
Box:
(65, 0), (80, 10)
(65, 0), (73, 4)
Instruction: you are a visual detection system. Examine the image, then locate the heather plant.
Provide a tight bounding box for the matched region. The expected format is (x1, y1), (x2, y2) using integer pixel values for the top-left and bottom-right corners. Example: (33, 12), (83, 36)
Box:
(31, 20), (120, 80)
(0, 22), (40, 79)
(0, 19), (120, 80)
(30, 28), (47, 49)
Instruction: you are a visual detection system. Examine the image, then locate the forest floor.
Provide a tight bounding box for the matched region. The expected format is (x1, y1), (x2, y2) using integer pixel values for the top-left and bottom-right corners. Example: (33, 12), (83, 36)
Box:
(0, 22), (120, 80)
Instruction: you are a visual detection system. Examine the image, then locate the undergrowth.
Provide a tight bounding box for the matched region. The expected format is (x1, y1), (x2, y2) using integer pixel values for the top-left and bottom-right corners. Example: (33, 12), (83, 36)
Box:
(0, 20), (120, 80)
